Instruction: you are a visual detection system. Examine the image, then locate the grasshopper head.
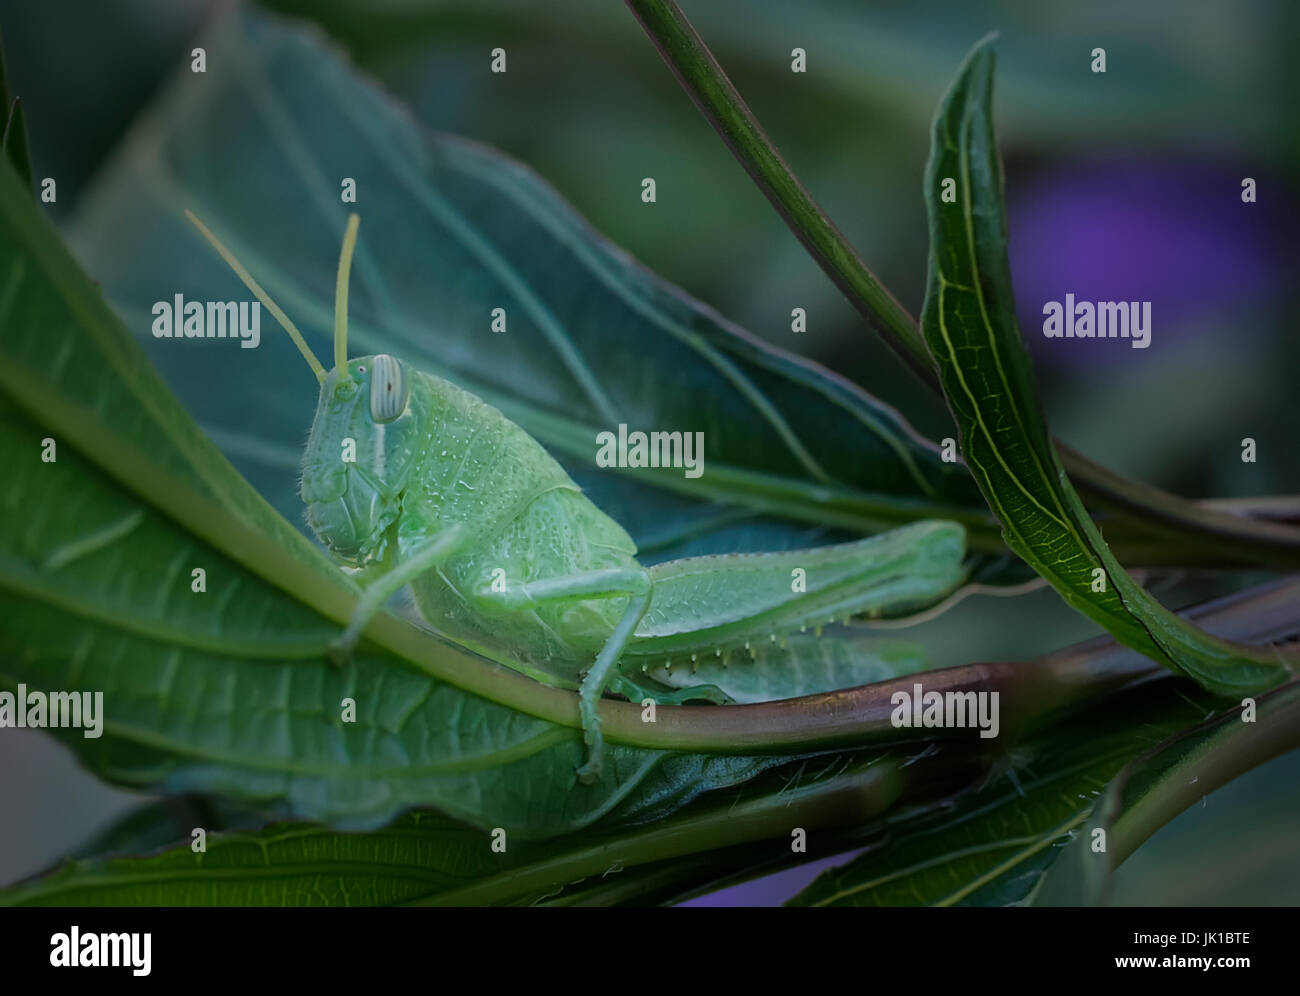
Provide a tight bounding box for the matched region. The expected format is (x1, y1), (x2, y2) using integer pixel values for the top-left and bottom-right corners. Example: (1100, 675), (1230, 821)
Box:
(300, 355), (420, 565)
(186, 210), (421, 565)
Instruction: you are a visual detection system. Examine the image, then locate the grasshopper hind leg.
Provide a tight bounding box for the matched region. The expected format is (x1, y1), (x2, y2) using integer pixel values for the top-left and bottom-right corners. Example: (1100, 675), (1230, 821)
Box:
(474, 565), (654, 784)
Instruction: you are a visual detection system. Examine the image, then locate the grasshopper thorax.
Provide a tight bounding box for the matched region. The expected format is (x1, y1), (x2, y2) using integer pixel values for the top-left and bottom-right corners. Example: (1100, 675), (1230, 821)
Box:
(301, 356), (422, 566)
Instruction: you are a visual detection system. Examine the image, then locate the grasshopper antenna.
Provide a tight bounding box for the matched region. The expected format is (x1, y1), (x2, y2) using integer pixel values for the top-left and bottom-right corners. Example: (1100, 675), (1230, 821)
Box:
(334, 213), (360, 383)
(184, 209), (328, 383)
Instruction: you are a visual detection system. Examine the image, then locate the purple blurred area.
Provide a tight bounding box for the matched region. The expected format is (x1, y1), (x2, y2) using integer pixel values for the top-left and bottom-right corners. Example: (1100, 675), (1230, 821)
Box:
(680, 853), (855, 907)
(1009, 158), (1288, 368)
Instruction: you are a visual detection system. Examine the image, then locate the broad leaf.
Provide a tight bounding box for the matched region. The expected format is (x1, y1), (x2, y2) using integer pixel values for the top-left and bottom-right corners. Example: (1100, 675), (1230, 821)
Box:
(0, 160), (947, 835)
(17, 597), (1281, 906)
(1, 749), (910, 906)
(918, 36), (1290, 695)
(67, 7), (1016, 575)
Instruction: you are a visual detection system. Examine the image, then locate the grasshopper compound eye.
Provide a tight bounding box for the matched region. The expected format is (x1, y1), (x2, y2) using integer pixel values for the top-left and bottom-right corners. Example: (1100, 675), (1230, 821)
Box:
(369, 353), (409, 423)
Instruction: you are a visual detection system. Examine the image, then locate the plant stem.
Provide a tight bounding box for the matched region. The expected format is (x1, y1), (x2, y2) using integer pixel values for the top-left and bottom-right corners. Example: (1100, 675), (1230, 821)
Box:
(1109, 680), (1300, 869)
(419, 661), (1300, 905)
(626, 0), (931, 381)
(624, 0), (1300, 570)
(410, 756), (911, 905)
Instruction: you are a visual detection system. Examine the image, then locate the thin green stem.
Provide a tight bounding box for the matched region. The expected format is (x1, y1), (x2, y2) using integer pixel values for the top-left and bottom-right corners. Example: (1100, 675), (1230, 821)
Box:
(1109, 680), (1300, 869)
(624, 0), (1300, 570)
(407, 756), (909, 905)
(625, 0), (931, 383)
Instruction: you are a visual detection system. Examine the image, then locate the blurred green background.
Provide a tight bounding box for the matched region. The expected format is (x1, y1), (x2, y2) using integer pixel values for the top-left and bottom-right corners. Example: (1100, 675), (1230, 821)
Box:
(1, 0), (1296, 904)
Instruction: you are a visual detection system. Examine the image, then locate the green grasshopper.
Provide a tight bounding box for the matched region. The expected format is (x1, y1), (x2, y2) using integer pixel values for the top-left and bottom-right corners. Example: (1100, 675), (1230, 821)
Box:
(185, 210), (968, 782)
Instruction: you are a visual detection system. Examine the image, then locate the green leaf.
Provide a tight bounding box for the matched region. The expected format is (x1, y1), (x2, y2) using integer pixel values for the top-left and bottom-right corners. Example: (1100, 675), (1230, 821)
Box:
(918, 35), (1291, 696)
(788, 568), (1300, 908)
(1034, 679), (1300, 906)
(68, 797), (260, 861)
(67, 6), (1016, 574)
(0, 164), (776, 834)
(1, 97), (33, 195)
(1, 750), (909, 906)
(0, 155), (971, 835)
(0, 27), (34, 196)
(0, 386), (784, 835)
(787, 681), (1217, 906)
(1104, 743), (1300, 906)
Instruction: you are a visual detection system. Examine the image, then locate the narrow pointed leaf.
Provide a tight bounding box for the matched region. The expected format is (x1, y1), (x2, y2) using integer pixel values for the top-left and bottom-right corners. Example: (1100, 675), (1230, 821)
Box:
(1034, 679), (1300, 905)
(787, 680), (1257, 906)
(1, 97), (32, 195)
(918, 36), (1291, 696)
(0, 28), (33, 196)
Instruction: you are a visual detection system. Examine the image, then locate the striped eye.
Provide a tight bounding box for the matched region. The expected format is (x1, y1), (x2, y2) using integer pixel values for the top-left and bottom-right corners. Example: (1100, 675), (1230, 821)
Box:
(368, 354), (409, 423)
